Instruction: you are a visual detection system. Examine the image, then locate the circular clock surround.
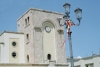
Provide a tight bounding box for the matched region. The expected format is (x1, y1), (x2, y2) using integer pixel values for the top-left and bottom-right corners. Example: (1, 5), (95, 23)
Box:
(45, 26), (51, 33)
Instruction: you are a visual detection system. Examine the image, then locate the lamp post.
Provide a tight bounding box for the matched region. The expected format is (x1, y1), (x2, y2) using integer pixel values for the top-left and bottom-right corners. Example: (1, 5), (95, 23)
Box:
(57, 2), (82, 67)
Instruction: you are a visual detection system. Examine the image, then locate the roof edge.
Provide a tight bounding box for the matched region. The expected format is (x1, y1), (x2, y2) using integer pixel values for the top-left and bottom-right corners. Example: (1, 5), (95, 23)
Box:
(0, 31), (24, 36)
(67, 54), (100, 61)
(17, 8), (64, 22)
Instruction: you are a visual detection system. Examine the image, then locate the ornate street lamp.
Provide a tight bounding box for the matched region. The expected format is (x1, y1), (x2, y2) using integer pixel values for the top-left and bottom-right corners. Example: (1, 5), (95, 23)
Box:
(74, 7), (82, 24)
(63, 3), (70, 15)
(57, 2), (82, 67)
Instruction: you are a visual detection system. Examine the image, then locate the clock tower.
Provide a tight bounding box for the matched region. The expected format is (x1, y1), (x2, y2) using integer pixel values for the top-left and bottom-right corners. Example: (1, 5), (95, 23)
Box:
(17, 8), (67, 64)
(42, 21), (56, 62)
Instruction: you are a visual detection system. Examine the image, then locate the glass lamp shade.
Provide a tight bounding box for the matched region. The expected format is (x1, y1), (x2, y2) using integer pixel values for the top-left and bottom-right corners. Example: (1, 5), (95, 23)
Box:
(63, 14), (70, 20)
(74, 7), (82, 20)
(63, 3), (71, 14)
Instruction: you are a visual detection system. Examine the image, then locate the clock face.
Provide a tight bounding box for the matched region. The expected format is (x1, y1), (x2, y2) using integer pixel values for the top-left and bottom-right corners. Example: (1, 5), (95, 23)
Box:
(45, 26), (51, 33)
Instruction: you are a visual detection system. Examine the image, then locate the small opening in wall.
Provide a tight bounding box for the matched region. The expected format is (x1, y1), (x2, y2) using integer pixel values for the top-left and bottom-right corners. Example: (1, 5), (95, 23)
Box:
(28, 17), (29, 23)
(18, 24), (20, 27)
(86, 65), (88, 67)
(25, 19), (27, 25)
(26, 34), (29, 40)
(12, 52), (17, 58)
(12, 41), (17, 47)
(27, 55), (29, 63)
(47, 54), (51, 60)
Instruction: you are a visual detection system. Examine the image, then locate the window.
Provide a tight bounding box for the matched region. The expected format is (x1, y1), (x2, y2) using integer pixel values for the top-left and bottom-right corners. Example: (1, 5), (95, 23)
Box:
(86, 65), (88, 67)
(25, 16), (30, 26)
(26, 34), (29, 43)
(47, 54), (51, 60)
(12, 52), (17, 58)
(85, 64), (94, 67)
(26, 34), (29, 40)
(28, 17), (29, 23)
(27, 55), (29, 63)
(12, 41), (17, 47)
(90, 64), (94, 67)
(25, 19), (27, 25)
(18, 24), (20, 28)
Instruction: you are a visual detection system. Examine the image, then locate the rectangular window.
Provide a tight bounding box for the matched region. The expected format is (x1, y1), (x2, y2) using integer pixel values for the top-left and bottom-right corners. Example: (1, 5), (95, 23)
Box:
(28, 17), (29, 24)
(90, 64), (94, 67)
(86, 65), (88, 67)
(85, 64), (94, 67)
(26, 34), (29, 40)
(25, 19), (27, 25)
(25, 17), (29, 26)
(26, 34), (29, 44)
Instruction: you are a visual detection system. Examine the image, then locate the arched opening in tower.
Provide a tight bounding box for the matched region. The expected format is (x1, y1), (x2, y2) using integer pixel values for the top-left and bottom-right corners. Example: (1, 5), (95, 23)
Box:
(47, 54), (51, 60)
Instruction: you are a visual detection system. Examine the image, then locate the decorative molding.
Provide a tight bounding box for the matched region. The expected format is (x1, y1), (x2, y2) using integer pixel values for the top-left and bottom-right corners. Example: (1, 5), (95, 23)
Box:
(25, 24), (30, 28)
(0, 63), (68, 66)
(0, 31), (24, 36)
(0, 42), (4, 45)
(34, 26), (41, 29)
(0, 63), (49, 66)
(57, 29), (64, 34)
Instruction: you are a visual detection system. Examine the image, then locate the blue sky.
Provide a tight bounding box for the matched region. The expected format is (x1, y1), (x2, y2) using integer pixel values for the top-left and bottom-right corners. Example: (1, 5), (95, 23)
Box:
(0, 0), (100, 58)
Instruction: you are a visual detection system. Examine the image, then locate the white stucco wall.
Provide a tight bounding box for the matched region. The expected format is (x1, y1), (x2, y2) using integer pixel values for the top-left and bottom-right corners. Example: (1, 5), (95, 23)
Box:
(0, 33), (4, 63)
(3, 33), (10, 63)
(0, 33), (4, 43)
(0, 44), (4, 63)
(67, 55), (100, 67)
(0, 32), (25, 63)
(18, 34), (25, 63)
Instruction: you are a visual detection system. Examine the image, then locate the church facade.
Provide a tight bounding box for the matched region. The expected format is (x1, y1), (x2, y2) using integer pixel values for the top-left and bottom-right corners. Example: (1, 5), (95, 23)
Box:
(0, 8), (68, 67)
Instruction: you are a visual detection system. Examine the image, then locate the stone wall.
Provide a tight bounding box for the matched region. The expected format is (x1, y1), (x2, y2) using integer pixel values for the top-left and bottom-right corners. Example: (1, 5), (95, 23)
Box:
(17, 8), (67, 64)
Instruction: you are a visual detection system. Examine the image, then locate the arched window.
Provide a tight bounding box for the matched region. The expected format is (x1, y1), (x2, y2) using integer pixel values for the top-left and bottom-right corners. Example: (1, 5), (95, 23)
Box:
(27, 55), (29, 63)
(47, 54), (51, 60)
